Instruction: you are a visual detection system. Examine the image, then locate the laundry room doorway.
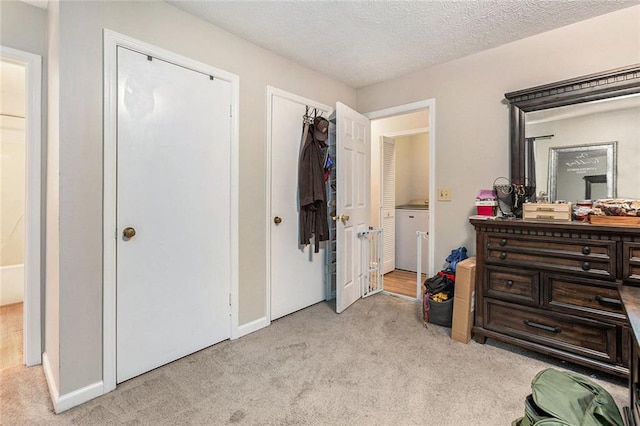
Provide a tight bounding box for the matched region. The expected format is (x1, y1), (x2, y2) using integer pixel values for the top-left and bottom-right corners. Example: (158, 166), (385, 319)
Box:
(367, 102), (434, 300)
(0, 45), (43, 369)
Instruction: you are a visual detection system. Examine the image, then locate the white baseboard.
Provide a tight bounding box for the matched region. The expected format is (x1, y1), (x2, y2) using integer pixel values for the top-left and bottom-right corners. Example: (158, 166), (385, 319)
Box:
(42, 352), (59, 405)
(0, 264), (24, 305)
(43, 352), (105, 413)
(235, 316), (269, 338)
(55, 380), (104, 413)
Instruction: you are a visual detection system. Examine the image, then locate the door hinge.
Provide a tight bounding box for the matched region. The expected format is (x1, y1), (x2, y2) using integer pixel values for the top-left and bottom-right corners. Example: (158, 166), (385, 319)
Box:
(230, 104), (233, 118)
(229, 293), (232, 306)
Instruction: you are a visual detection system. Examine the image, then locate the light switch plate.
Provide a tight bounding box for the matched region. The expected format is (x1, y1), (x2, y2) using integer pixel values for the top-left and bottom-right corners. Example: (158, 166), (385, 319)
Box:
(438, 188), (452, 201)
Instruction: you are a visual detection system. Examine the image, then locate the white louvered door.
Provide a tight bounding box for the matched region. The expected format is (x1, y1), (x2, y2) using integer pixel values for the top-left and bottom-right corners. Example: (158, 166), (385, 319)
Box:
(381, 136), (396, 275)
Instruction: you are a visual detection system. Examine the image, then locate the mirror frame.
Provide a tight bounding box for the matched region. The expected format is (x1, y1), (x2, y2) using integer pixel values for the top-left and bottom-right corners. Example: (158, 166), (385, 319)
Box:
(505, 64), (640, 183)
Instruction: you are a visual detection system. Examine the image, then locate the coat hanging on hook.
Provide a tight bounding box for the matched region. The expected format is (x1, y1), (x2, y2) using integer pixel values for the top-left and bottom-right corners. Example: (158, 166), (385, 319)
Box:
(298, 107), (329, 253)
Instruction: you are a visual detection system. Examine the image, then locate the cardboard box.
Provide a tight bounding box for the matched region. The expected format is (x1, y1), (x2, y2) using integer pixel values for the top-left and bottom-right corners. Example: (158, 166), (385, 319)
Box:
(451, 257), (476, 343)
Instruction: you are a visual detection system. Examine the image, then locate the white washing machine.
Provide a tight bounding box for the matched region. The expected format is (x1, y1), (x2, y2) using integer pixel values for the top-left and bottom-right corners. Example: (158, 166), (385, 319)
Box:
(395, 208), (429, 273)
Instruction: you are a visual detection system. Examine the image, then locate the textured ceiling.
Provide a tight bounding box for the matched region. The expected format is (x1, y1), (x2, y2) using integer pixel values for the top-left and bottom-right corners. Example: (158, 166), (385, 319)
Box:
(167, 0), (639, 88)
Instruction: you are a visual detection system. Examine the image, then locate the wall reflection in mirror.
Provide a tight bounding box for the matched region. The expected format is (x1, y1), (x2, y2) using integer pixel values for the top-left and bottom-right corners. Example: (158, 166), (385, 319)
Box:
(526, 93), (640, 203)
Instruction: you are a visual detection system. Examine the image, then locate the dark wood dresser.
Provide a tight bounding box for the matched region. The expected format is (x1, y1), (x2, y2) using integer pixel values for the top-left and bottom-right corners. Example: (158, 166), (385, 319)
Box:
(620, 285), (640, 425)
(470, 218), (640, 378)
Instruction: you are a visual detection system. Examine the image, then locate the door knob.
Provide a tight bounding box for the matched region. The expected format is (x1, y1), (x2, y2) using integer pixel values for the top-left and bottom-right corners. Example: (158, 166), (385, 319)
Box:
(122, 227), (136, 239)
(332, 214), (350, 223)
(274, 216), (282, 224)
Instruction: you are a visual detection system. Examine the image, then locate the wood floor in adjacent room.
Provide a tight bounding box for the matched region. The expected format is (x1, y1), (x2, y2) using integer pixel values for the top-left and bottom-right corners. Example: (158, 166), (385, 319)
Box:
(383, 269), (426, 298)
(0, 302), (23, 371)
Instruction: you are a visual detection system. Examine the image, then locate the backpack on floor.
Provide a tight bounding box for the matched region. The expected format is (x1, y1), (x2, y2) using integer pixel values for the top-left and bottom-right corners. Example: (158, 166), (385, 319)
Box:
(512, 368), (623, 426)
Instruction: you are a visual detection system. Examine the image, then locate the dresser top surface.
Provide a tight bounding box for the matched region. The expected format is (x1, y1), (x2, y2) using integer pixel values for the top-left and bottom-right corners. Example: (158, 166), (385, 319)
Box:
(469, 217), (640, 235)
(619, 285), (640, 346)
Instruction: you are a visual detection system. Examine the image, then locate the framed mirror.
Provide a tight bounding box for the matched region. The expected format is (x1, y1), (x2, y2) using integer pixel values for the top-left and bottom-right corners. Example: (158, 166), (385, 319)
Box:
(548, 142), (616, 202)
(505, 64), (640, 203)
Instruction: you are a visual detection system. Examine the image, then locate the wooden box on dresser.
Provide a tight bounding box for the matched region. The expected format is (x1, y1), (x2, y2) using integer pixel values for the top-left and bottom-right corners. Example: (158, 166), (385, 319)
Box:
(469, 218), (640, 378)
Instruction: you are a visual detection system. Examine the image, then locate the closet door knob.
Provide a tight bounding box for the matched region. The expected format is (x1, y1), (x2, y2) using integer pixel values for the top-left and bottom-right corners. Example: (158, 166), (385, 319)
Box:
(122, 227), (136, 240)
(274, 216), (282, 225)
(333, 214), (350, 223)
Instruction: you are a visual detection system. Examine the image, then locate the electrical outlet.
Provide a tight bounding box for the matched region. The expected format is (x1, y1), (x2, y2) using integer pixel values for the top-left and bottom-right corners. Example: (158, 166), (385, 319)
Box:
(438, 188), (452, 201)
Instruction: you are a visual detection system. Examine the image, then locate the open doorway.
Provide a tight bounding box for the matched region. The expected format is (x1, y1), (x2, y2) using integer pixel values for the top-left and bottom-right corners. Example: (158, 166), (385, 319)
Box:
(0, 46), (43, 369)
(368, 106), (432, 300)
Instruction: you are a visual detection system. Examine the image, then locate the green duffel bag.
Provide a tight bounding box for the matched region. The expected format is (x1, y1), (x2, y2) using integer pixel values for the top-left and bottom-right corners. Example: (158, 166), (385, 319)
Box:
(512, 368), (623, 426)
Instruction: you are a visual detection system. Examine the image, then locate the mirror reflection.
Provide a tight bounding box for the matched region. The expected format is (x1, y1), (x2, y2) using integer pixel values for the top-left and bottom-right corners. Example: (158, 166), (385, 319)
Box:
(526, 93), (640, 203)
(548, 142), (616, 202)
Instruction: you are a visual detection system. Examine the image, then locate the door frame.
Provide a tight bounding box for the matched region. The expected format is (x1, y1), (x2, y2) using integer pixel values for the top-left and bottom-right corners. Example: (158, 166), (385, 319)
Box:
(379, 128), (429, 283)
(0, 45), (43, 366)
(365, 99), (436, 280)
(264, 86), (332, 324)
(102, 30), (240, 393)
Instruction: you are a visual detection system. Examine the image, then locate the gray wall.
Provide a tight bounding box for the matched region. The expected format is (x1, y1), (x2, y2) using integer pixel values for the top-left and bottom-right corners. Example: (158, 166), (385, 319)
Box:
(356, 5), (640, 269)
(530, 107), (640, 201)
(0, 1), (47, 55)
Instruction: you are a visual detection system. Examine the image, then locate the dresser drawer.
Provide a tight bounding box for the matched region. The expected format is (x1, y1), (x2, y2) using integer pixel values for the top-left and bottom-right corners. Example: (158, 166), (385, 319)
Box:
(543, 273), (625, 321)
(486, 235), (616, 280)
(484, 299), (617, 363)
(624, 242), (640, 285)
(485, 265), (538, 306)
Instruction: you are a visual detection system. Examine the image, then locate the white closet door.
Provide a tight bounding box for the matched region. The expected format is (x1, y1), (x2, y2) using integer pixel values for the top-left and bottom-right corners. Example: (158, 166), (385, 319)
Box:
(269, 92), (329, 320)
(116, 47), (231, 383)
(381, 136), (396, 275)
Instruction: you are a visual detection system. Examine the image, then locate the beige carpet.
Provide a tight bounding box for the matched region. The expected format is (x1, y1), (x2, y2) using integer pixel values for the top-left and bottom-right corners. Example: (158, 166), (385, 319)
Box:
(0, 293), (627, 425)
(0, 302), (23, 371)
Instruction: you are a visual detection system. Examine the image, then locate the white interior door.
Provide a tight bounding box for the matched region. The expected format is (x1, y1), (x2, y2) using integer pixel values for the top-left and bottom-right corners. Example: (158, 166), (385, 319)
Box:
(381, 136), (396, 275)
(336, 102), (370, 313)
(116, 47), (231, 383)
(269, 90), (330, 320)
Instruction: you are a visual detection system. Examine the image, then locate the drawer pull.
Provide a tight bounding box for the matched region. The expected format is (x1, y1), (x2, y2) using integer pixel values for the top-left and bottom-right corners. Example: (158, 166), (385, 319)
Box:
(499, 238), (507, 247)
(505, 280), (514, 287)
(500, 252), (507, 260)
(524, 320), (560, 333)
(595, 295), (622, 306)
(582, 246), (591, 255)
(582, 261), (591, 271)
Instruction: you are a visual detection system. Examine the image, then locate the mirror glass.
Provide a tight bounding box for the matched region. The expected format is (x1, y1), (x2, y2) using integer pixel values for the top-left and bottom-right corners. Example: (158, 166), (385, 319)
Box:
(525, 93), (640, 203)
